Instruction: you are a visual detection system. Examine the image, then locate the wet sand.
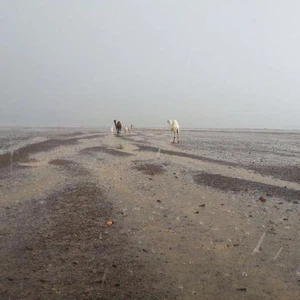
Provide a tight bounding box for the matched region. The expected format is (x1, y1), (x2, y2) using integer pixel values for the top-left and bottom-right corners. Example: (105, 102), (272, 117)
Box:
(0, 128), (300, 299)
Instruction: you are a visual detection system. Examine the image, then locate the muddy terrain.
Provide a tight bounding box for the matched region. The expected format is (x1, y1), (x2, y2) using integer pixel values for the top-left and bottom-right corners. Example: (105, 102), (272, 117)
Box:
(0, 128), (300, 299)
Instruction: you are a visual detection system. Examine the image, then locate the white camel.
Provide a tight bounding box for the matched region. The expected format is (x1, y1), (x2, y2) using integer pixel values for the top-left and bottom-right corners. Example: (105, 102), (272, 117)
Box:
(124, 125), (133, 137)
(167, 120), (180, 143)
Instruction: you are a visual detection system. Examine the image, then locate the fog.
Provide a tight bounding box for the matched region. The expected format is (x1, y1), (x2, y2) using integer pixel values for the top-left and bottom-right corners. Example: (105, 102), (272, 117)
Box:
(1, 0), (300, 129)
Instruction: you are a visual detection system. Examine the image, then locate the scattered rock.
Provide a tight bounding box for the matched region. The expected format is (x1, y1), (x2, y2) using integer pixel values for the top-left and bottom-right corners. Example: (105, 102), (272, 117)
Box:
(236, 288), (247, 292)
(269, 227), (276, 234)
(157, 200), (162, 203)
(105, 220), (114, 226)
(199, 204), (206, 207)
(195, 211), (199, 214)
(259, 195), (266, 202)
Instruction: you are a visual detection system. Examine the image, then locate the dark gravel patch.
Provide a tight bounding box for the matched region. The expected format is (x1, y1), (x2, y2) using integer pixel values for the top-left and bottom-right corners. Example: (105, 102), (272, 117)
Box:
(48, 159), (77, 167)
(250, 165), (300, 184)
(133, 163), (166, 175)
(136, 144), (300, 184)
(0, 152), (15, 169)
(0, 139), (79, 169)
(193, 172), (300, 202)
(0, 182), (177, 300)
(77, 134), (106, 140)
(57, 132), (85, 138)
(48, 159), (90, 176)
(0, 135), (106, 169)
(80, 146), (133, 157)
(135, 144), (237, 167)
(0, 165), (31, 181)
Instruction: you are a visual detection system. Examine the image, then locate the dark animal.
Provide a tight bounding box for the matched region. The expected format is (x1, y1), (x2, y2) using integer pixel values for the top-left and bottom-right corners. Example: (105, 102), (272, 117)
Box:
(114, 120), (122, 135)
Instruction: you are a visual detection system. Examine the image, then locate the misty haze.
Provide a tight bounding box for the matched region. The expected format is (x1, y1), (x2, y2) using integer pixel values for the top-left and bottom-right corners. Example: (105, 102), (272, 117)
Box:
(1, 0), (300, 128)
(1, 1), (300, 300)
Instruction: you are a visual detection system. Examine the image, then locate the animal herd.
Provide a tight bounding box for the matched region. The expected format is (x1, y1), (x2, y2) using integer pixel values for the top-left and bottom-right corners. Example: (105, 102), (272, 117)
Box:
(112, 119), (180, 143)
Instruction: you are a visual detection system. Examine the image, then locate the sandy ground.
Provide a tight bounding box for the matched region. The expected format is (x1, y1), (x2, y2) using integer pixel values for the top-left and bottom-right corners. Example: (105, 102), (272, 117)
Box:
(0, 128), (300, 300)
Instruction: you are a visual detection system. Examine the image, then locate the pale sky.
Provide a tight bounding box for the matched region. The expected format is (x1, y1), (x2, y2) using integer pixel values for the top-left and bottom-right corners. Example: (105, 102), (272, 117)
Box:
(1, 0), (300, 128)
